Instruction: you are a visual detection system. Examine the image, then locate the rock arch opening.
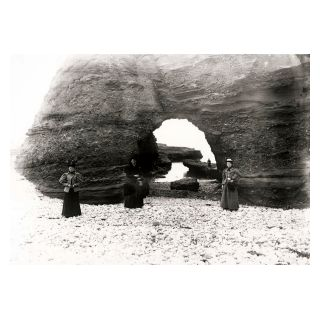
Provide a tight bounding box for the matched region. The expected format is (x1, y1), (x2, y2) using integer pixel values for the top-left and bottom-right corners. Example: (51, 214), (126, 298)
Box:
(152, 119), (217, 182)
(154, 119), (216, 163)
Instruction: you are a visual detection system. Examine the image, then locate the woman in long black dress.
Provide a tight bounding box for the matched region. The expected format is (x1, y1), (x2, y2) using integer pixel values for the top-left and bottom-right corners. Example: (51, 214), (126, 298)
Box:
(59, 160), (83, 218)
(220, 158), (241, 211)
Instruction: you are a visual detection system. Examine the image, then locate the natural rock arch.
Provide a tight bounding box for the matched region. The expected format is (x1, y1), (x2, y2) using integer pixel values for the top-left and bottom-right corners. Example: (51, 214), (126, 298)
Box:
(153, 118), (216, 163)
(150, 115), (224, 170)
(16, 54), (310, 207)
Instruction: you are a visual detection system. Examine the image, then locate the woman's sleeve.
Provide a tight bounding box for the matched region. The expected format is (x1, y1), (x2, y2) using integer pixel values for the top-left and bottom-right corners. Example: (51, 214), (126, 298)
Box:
(222, 170), (226, 185)
(59, 173), (67, 185)
(233, 170), (241, 183)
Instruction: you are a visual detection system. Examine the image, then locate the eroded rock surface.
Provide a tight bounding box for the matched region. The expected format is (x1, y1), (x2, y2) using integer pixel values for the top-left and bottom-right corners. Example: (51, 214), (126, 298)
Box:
(16, 54), (310, 207)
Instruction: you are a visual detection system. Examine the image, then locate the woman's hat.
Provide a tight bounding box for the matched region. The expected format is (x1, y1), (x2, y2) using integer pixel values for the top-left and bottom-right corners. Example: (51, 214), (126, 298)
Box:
(67, 160), (77, 167)
(226, 158), (233, 162)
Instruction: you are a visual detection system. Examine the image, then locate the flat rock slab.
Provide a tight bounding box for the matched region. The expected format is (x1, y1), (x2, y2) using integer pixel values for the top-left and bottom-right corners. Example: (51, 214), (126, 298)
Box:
(170, 178), (200, 191)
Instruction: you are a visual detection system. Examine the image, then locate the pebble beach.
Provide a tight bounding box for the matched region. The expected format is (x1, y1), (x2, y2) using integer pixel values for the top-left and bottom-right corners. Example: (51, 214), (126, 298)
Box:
(10, 168), (310, 265)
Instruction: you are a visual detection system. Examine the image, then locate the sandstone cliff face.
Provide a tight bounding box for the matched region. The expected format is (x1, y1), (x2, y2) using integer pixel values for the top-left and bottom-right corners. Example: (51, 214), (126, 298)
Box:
(16, 55), (310, 207)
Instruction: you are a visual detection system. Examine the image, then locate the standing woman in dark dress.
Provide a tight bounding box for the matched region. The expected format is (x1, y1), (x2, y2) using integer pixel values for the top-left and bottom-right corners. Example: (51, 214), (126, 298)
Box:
(220, 158), (241, 211)
(59, 160), (83, 218)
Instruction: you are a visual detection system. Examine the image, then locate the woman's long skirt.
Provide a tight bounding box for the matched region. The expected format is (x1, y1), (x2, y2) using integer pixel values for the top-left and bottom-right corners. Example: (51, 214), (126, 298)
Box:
(124, 194), (139, 208)
(62, 189), (81, 218)
(220, 184), (239, 210)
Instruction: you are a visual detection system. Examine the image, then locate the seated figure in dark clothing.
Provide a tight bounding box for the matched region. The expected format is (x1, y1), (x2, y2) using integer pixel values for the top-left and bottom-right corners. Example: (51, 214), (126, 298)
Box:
(123, 174), (139, 208)
(123, 174), (149, 209)
(124, 156), (150, 209)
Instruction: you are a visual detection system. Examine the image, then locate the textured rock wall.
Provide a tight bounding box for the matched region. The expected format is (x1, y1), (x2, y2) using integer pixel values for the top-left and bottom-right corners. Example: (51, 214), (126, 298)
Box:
(16, 55), (310, 207)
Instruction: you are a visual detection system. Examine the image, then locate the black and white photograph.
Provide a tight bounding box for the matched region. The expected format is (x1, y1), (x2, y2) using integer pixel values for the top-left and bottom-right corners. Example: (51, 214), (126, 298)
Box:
(10, 54), (310, 265)
(3, 1), (319, 319)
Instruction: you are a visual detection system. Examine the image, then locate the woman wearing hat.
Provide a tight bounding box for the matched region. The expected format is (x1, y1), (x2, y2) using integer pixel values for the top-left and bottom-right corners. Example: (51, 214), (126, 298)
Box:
(59, 160), (84, 218)
(220, 158), (241, 211)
